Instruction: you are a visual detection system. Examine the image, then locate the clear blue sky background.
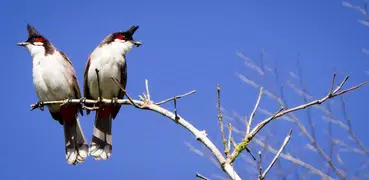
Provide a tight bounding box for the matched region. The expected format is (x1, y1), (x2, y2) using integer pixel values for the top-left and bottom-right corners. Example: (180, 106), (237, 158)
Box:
(1, 0), (368, 179)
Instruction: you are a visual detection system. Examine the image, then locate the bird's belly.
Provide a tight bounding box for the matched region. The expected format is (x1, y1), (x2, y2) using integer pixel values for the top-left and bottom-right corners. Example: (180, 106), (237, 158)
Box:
(88, 60), (122, 100)
(33, 65), (72, 112)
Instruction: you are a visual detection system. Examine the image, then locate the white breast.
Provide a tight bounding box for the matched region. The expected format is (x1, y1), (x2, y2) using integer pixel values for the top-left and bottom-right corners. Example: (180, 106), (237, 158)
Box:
(32, 52), (74, 112)
(87, 44), (126, 99)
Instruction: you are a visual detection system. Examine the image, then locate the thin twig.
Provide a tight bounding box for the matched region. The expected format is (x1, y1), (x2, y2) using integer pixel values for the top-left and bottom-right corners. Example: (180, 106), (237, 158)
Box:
(111, 77), (144, 108)
(145, 79), (151, 102)
(253, 138), (333, 180)
(155, 90), (196, 105)
(244, 114), (249, 137)
(333, 76), (349, 94)
(329, 73), (337, 95)
(228, 123), (232, 152)
(174, 96), (179, 122)
(261, 129), (292, 179)
(230, 138), (237, 149)
(340, 96), (369, 156)
(217, 85), (229, 157)
(246, 147), (256, 161)
(247, 87), (264, 136)
(258, 151), (262, 179)
(196, 173), (210, 180)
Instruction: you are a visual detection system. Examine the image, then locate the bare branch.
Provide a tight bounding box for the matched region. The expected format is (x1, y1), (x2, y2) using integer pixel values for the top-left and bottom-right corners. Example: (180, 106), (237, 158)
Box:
(261, 129), (292, 179)
(229, 106), (283, 163)
(196, 173), (210, 180)
(145, 79), (151, 102)
(329, 73), (336, 95)
(254, 138), (333, 180)
(332, 76), (349, 94)
(340, 96), (369, 156)
(258, 151), (263, 179)
(111, 77), (144, 108)
(174, 96), (179, 122)
(155, 90), (196, 105)
(230, 138), (237, 149)
(228, 75), (368, 164)
(227, 123), (232, 152)
(217, 85), (229, 157)
(247, 87), (264, 136)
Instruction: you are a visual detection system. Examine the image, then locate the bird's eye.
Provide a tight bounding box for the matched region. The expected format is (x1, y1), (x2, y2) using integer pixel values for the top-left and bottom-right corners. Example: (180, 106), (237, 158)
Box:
(115, 34), (124, 40)
(34, 37), (44, 43)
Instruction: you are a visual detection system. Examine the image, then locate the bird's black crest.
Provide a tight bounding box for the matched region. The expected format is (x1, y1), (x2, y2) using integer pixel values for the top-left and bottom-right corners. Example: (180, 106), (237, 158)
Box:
(27, 24), (41, 38)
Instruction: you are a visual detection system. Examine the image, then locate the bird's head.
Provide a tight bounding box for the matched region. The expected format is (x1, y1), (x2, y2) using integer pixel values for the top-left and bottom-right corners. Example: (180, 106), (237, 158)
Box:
(17, 24), (53, 56)
(104, 25), (142, 54)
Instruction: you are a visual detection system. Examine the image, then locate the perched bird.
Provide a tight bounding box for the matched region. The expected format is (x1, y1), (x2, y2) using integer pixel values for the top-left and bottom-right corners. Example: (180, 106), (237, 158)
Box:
(84, 26), (141, 160)
(17, 24), (88, 165)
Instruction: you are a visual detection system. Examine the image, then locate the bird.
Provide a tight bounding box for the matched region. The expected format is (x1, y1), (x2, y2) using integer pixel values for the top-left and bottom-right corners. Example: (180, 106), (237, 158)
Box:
(84, 25), (141, 160)
(17, 24), (88, 165)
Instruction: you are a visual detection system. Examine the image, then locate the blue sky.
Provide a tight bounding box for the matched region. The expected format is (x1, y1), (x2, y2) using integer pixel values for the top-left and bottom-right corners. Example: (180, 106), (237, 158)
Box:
(1, 0), (369, 179)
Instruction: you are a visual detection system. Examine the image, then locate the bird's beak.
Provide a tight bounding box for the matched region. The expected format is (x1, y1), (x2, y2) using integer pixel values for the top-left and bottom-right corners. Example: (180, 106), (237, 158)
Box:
(130, 40), (142, 47)
(17, 42), (29, 46)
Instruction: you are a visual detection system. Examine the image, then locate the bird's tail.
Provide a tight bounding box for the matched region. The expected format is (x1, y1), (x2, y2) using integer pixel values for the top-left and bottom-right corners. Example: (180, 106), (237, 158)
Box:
(63, 117), (88, 165)
(89, 107), (113, 160)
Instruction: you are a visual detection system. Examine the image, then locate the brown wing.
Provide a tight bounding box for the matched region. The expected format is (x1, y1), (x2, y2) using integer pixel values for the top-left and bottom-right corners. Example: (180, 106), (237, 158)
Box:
(111, 58), (127, 119)
(59, 51), (83, 116)
(83, 57), (93, 115)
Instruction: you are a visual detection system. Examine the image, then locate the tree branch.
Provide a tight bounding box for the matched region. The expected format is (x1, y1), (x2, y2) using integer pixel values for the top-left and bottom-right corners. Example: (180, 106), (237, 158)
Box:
(261, 129), (292, 179)
(228, 75), (368, 164)
(247, 87), (264, 136)
(217, 85), (229, 157)
(196, 173), (210, 180)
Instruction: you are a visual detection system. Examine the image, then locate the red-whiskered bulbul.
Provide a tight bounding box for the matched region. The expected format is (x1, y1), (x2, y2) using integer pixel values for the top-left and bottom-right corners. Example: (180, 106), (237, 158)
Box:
(84, 26), (141, 160)
(17, 24), (88, 165)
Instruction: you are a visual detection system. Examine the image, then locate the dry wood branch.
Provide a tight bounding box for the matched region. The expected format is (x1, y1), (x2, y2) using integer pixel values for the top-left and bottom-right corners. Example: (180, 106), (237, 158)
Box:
(254, 138), (333, 180)
(155, 90), (196, 105)
(340, 96), (369, 156)
(196, 173), (210, 180)
(258, 151), (263, 179)
(261, 129), (292, 179)
(228, 123), (232, 152)
(111, 77), (143, 108)
(173, 96), (179, 122)
(217, 85), (229, 157)
(329, 73), (336, 95)
(247, 87), (264, 136)
(229, 107), (283, 163)
(228, 75), (368, 164)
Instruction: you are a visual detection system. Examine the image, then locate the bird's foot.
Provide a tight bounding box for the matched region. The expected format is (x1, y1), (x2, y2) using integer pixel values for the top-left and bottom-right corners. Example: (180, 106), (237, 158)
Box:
(111, 97), (119, 107)
(30, 101), (44, 111)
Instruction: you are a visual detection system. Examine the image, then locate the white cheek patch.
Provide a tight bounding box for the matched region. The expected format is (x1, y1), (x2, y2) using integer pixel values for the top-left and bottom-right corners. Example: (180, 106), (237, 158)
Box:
(33, 42), (44, 46)
(114, 39), (126, 43)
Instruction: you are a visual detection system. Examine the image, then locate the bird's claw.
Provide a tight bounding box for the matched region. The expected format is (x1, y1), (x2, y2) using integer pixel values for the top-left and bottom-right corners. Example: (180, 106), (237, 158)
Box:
(30, 101), (44, 111)
(61, 97), (73, 107)
(111, 97), (119, 107)
(79, 97), (86, 104)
